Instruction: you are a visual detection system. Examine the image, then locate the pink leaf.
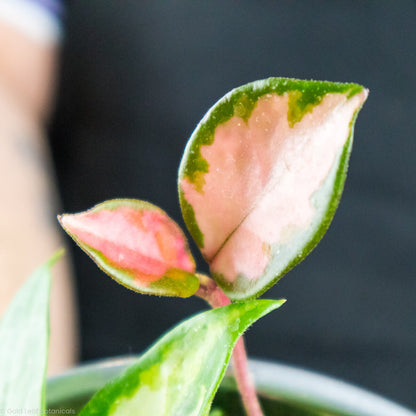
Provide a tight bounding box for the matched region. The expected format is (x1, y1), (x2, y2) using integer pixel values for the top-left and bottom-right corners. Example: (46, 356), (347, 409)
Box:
(179, 78), (368, 300)
(59, 199), (198, 297)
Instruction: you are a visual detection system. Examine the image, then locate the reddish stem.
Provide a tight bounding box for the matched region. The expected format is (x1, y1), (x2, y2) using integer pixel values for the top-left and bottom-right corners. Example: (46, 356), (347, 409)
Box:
(232, 337), (264, 416)
(195, 274), (264, 416)
(195, 274), (231, 309)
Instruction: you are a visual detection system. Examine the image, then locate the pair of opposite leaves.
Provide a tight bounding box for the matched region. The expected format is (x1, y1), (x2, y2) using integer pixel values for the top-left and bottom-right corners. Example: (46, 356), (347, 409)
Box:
(59, 78), (368, 301)
(0, 250), (284, 416)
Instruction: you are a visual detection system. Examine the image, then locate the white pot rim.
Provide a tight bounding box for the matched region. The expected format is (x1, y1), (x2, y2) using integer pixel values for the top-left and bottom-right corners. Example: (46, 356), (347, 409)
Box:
(47, 356), (416, 416)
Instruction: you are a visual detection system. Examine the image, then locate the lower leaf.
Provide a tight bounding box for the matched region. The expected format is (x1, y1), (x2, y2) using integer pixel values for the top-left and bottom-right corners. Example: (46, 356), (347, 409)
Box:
(79, 299), (284, 416)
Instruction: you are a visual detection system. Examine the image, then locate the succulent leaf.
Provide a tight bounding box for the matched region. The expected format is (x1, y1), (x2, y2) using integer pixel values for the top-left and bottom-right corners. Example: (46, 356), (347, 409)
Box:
(179, 78), (368, 300)
(79, 299), (284, 416)
(59, 199), (198, 297)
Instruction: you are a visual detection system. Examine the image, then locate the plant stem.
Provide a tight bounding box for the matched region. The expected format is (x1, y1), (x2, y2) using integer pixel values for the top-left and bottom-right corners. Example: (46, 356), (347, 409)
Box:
(195, 273), (231, 309)
(195, 274), (265, 416)
(232, 337), (264, 416)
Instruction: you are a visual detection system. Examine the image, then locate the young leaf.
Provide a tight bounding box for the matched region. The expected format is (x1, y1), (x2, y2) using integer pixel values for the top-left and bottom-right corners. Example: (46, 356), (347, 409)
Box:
(179, 78), (368, 300)
(0, 250), (62, 413)
(79, 299), (284, 416)
(59, 199), (198, 297)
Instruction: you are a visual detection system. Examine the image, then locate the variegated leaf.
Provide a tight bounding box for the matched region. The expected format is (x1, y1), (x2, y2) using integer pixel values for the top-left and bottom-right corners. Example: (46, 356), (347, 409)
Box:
(79, 299), (284, 416)
(59, 199), (198, 297)
(179, 78), (368, 300)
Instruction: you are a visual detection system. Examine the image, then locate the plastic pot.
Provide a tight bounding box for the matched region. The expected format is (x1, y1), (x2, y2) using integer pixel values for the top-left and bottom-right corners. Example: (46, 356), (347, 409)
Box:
(47, 357), (416, 416)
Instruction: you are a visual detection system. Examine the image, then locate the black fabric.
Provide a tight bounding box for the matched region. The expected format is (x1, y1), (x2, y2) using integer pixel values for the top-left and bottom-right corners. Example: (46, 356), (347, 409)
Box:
(50, 0), (416, 409)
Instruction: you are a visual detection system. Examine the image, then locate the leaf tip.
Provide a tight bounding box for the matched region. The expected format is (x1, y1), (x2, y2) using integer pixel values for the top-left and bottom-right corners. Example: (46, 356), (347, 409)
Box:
(266, 298), (286, 313)
(357, 87), (369, 105)
(49, 248), (65, 266)
(57, 213), (71, 236)
(57, 213), (73, 232)
(248, 298), (286, 319)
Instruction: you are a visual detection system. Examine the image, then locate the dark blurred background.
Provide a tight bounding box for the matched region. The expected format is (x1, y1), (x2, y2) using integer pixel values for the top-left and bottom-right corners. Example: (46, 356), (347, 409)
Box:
(50, 0), (416, 410)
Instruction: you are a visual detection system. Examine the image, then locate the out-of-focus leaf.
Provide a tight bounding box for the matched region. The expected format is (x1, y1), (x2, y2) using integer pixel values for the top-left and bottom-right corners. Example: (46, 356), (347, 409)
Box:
(79, 299), (285, 416)
(0, 250), (62, 413)
(179, 78), (368, 300)
(59, 199), (198, 297)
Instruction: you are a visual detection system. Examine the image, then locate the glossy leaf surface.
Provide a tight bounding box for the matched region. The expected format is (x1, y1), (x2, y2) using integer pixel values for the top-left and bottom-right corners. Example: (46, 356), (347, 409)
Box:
(0, 251), (61, 412)
(179, 78), (368, 300)
(79, 299), (284, 416)
(59, 199), (198, 297)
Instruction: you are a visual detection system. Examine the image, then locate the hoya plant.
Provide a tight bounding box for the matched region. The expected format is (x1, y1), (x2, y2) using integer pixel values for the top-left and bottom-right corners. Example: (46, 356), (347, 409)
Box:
(0, 77), (367, 416)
